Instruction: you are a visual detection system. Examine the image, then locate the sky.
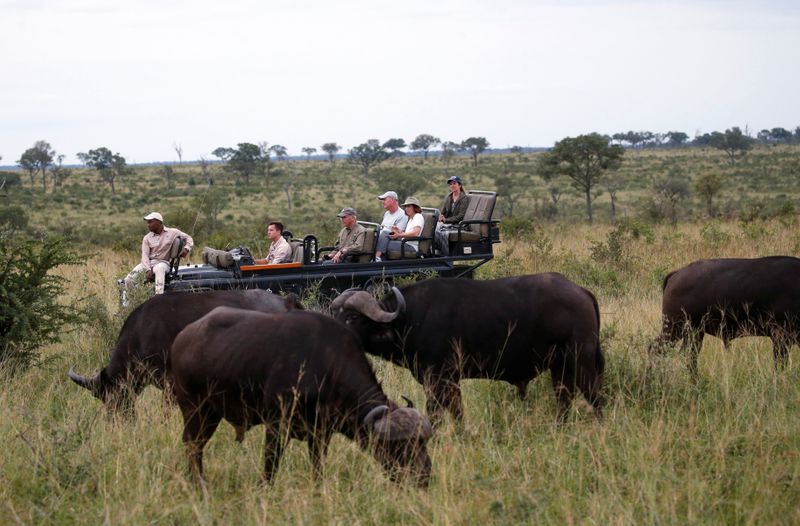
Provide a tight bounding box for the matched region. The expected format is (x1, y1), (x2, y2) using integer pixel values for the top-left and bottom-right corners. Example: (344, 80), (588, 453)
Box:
(1, 0), (799, 164)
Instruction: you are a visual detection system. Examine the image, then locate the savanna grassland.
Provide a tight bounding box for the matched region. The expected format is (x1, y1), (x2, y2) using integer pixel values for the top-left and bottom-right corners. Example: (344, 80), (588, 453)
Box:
(1, 146), (800, 524)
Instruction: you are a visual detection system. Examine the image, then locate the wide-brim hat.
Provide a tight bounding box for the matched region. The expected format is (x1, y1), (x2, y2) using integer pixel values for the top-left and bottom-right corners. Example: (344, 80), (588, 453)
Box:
(400, 196), (421, 208)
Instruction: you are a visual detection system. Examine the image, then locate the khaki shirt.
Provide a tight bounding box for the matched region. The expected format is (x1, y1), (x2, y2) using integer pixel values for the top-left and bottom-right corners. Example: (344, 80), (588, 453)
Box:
(141, 226), (194, 270)
(267, 236), (293, 264)
(334, 223), (367, 256)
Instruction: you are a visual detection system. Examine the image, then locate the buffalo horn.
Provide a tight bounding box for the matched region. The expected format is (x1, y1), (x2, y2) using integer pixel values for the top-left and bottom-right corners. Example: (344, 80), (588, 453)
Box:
(330, 289), (361, 311)
(401, 395), (414, 408)
(372, 407), (433, 442)
(334, 289), (406, 323)
(68, 365), (101, 393)
(363, 404), (390, 428)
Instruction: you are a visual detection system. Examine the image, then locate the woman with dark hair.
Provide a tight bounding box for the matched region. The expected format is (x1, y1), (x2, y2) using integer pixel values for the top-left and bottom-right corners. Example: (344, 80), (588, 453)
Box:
(436, 175), (470, 256)
(439, 175), (470, 225)
(374, 196), (425, 261)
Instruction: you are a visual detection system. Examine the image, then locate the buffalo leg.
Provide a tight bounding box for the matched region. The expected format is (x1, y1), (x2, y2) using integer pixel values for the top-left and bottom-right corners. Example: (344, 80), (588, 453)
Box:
(770, 330), (791, 369)
(423, 374), (463, 425)
(307, 428), (332, 481)
(577, 343), (605, 419)
(514, 381), (528, 400)
(683, 330), (704, 377)
(550, 359), (576, 421)
(262, 421), (284, 484)
(182, 407), (221, 481)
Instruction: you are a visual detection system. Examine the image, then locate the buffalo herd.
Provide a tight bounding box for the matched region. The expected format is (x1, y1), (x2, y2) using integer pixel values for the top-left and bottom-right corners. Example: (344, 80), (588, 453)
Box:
(68, 256), (800, 486)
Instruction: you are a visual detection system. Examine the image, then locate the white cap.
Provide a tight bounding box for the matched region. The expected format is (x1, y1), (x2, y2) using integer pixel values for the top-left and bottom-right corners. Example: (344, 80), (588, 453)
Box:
(377, 191), (398, 201)
(143, 212), (163, 222)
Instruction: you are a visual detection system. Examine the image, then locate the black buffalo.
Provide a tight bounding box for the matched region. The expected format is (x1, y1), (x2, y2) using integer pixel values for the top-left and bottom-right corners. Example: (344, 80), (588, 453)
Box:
(69, 289), (301, 414)
(169, 307), (433, 485)
(657, 256), (800, 373)
(331, 274), (604, 422)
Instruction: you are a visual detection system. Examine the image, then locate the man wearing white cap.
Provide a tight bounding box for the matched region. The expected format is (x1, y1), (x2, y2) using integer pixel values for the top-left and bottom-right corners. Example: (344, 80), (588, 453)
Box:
(377, 190), (408, 233)
(123, 212), (194, 294)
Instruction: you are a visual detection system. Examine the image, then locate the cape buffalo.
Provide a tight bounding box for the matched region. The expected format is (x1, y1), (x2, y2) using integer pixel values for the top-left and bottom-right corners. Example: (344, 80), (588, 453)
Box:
(69, 289), (301, 415)
(169, 307), (433, 486)
(656, 256), (800, 374)
(331, 274), (604, 423)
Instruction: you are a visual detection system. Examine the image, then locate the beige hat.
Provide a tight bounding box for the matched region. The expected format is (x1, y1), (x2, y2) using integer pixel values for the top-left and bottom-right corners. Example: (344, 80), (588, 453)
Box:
(143, 212), (163, 222)
(400, 196), (421, 208)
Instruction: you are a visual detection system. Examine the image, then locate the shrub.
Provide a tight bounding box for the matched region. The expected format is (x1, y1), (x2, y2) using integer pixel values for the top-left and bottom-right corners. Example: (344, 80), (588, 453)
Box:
(0, 229), (86, 369)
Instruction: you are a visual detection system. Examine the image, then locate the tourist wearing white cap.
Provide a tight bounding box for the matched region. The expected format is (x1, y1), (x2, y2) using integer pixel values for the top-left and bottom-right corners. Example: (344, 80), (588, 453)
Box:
(122, 212), (194, 294)
(377, 190), (408, 233)
(374, 196), (424, 262)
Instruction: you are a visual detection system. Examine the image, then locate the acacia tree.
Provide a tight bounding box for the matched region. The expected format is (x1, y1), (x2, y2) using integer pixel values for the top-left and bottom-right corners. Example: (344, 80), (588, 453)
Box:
(321, 142), (341, 164)
(348, 139), (390, 177)
(226, 143), (267, 184)
(441, 141), (459, 168)
(603, 172), (627, 222)
(17, 150), (37, 187)
(666, 131), (689, 147)
(709, 127), (755, 164)
(382, 138), (407, 158)
(410, 134), (440, 161)
(538, 133), (624, 224)
(460, 137), (489, 166)
(79, 147), (128, 194)
(693, 171), (725, 217)
(28, 141), (55, 192)
(652, 170), (690, 225)
(269, 144), (288, 162)
(302, 147), (317, 159)
(50, 154), (71, 192)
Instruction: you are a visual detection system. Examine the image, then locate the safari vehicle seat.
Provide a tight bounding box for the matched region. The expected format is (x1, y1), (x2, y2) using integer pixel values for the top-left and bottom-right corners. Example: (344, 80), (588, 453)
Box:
(355, 222), (377, 263)
(316, 221), (377, 263)
(445, 191), (497, 243)
(289, 240), (304, 263)
(386, 212), (436, 260)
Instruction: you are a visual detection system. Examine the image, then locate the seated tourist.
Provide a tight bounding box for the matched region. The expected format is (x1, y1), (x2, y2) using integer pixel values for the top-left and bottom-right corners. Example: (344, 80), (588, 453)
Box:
(324, 207), (367, 264)
(254, 221), (293, 264)
(374, 197), (424, 261)
(435, 175), (470, 256)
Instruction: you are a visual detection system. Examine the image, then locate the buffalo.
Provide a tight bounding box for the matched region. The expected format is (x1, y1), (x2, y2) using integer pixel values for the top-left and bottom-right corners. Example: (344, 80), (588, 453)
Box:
(169, 307), (433, 485)
(331, 274), (604, 423)
(69, 289), (301, 415)
(656, 256), (800, 373)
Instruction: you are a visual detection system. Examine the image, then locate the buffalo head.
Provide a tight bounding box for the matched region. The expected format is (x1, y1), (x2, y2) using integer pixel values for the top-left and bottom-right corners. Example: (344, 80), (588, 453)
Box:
(332, 287), (406, 345)
(363, 397), (433, 486)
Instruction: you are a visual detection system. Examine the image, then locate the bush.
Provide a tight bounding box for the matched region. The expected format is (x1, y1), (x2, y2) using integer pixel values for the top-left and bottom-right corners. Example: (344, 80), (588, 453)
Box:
(0, 229), (86, 369)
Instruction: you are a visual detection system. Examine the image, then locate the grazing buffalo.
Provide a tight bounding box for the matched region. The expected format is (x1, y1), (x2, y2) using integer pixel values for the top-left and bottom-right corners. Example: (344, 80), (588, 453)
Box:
(169, 307), (433, 486)
(656, 256), (800, 374)
(331, 274), (604, 423)
(68, 289), (301, 414)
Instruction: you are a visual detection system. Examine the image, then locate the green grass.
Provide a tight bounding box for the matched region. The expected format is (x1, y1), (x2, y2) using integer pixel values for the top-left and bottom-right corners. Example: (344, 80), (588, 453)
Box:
(2, 215), (800, 523)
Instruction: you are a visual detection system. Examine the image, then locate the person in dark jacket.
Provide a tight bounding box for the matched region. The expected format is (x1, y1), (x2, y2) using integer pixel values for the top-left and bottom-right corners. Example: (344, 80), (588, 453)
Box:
(435, 176), (469, 256)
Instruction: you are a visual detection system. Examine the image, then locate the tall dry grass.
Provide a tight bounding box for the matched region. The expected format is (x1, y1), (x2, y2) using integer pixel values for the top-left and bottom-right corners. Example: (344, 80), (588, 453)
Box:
(1, 220), (799, 524)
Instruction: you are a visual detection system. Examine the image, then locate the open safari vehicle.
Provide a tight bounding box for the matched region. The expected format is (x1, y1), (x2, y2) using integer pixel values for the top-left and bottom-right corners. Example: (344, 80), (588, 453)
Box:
(165, 190), (500, 295)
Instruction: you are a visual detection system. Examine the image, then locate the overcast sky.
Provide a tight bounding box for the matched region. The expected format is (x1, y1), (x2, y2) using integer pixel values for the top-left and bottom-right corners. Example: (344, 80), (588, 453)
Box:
(1, 0), (798, 164)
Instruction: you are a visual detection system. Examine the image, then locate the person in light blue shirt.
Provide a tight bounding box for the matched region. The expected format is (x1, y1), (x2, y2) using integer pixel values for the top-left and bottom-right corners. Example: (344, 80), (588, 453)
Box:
(377, 190), (408, 232)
